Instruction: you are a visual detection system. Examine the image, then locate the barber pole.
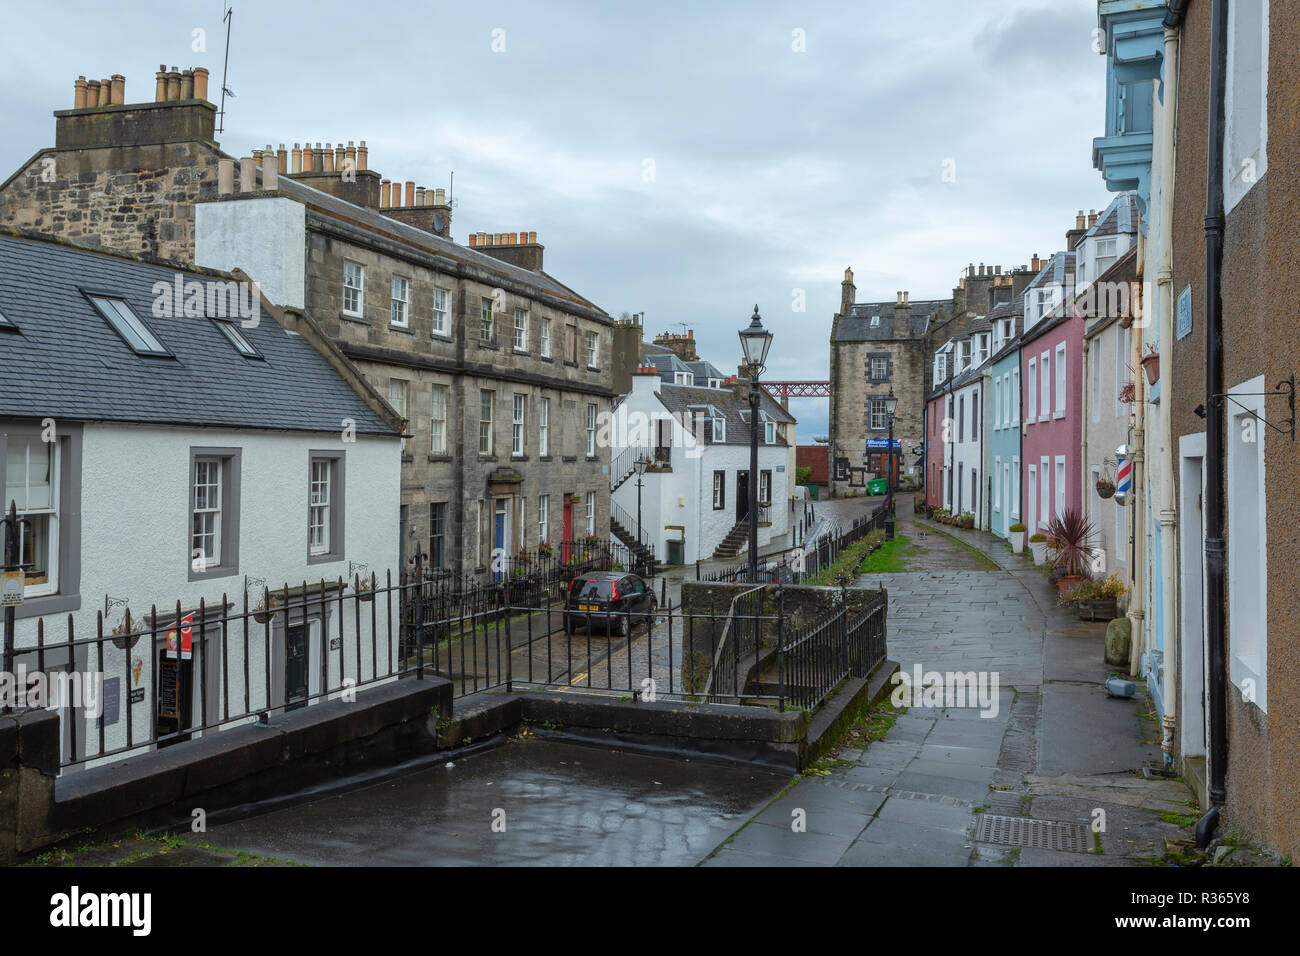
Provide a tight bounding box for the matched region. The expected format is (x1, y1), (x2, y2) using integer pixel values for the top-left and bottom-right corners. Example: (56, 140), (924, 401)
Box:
(1115, 449), (1131, 506)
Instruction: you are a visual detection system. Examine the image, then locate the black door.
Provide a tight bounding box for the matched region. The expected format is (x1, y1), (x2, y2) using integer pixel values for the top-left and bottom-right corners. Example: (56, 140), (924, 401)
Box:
(286, 624), (308, 711)
(736, 471), (750, 522)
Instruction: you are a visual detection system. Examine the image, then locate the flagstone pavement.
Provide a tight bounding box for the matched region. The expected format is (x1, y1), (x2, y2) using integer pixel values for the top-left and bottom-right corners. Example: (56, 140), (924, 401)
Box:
(701, 502), (1194, 867)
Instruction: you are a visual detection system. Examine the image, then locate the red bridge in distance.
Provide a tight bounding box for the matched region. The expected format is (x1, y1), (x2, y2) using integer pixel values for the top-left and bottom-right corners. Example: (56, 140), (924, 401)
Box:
(761, 381), (830, 399)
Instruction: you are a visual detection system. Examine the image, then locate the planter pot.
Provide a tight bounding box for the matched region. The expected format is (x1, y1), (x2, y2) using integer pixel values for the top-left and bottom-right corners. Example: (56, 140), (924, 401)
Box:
(1010, 533), (1024, 555)
(962, 518), (974, 529)
(1056, 574), (1084, 594)
(1141, 353), (1160, 386)
(1077, 598), (1118, 622)
(1120, 315), (1134, 329)
(1029, 541), (1047, 565)
(1096, 481), (1116, 500)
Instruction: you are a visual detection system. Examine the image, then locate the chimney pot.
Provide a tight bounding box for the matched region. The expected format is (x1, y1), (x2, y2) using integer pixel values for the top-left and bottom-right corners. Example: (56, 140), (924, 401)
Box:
(405, 181), (415, 207)
(323, 145), (335, 173)
(239, 156), (256, 193)
(335, 143), (345, 170)
(193, 66), (209, 101)
(276, 145), (288, 173)
(97, 79), (111, 107)
(345, 142), (357, 172)
(434, 188), (446, 205)
(179, 69), (193, 100)
(74, 76), (88, 109)
(469, 234), (477, 246)
(416, 186), (426, 206)
(110, 74), (125, 106)
(263, 155), (278, 190)
(165, 69), (181, 102)
(528, 231), (537, 243)
(380, 179), (391, 207)
(291, 145), (303, 174)
(357, 141), (368, 170)
(218, 158), (235, 196)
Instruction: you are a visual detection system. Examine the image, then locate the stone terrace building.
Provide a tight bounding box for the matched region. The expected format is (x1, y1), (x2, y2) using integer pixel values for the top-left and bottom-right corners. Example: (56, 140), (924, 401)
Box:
(0, 63), (615, 577)
(828, 262), (1032, 497)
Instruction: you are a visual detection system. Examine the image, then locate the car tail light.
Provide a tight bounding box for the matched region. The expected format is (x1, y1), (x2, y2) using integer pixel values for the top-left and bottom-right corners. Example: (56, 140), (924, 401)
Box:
(611, 581), (620, 601)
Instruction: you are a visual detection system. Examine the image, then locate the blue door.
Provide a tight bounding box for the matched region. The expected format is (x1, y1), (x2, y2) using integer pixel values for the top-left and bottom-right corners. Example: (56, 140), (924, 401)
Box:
(494, 502), (507, 582)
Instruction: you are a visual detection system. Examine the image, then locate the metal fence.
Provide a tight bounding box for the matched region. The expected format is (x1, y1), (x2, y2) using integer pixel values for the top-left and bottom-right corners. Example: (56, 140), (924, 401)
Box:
(407, 584), (887, 713)
(698, 502), (890, 585)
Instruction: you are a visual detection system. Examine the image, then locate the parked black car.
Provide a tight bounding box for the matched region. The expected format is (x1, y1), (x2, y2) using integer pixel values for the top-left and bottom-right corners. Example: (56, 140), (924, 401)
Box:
(563, 571), (657, 635)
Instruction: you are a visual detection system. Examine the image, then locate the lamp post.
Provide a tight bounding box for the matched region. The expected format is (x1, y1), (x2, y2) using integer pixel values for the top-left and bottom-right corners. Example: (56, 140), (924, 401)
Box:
(739, 305), (774, 582)
(883, 388), (899, 540)
(633, 453), (648, 570)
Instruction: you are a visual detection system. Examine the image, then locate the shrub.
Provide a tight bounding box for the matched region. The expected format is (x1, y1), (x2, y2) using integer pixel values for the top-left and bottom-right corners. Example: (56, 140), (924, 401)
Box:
(1029, 533), (1046, 543)
(1009, 522), (1026, 533)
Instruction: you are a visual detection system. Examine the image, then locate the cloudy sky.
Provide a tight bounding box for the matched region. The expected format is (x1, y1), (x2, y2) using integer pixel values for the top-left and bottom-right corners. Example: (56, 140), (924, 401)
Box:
(2, 0), (1115, 437)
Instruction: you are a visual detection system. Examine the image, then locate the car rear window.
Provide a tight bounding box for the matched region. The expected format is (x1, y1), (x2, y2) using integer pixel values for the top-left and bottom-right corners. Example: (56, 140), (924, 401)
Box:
(570, 578), (612, 599)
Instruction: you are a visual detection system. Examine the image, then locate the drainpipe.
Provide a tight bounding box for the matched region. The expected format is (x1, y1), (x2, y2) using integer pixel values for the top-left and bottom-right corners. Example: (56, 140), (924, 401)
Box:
(1129, 292), (1147, 679)
(1200, 0), (1229, 835)
(1156, 22), (1182, 771)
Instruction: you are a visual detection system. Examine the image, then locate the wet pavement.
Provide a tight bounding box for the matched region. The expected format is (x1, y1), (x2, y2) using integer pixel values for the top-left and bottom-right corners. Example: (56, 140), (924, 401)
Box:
(701, 503), (1193, 867)
(204, 736), (787, 866)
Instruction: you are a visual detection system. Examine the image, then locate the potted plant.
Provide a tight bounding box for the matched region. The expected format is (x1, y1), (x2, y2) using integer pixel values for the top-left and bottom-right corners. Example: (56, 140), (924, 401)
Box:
(1045, 508), (1099, 592)
(1008, 522), (1026, 555)
(1140, 343), (1160, 386)
(1118, 381), (1136, 405)
(1065, 573), (1127, 620)
(538, 540), (553, 558)
(1096, 477), (1116, 499)
(960, 511), (975, 529)
(1028, 533), (1048, 566)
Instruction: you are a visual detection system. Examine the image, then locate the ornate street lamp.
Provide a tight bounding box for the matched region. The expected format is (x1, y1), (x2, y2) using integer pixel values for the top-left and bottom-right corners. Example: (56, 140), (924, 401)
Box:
(633, 453), (649, 568)
(739, 306), (773, 582)
(883, 388), (899, 540)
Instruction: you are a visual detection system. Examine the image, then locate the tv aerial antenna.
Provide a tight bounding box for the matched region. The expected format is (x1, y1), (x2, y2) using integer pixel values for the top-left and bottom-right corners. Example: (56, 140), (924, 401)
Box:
(217, 6), (235, 134)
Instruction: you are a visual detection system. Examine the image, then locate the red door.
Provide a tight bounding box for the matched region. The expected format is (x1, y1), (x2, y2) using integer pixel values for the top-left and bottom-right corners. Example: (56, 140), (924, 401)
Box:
(562, 497), (573, 563)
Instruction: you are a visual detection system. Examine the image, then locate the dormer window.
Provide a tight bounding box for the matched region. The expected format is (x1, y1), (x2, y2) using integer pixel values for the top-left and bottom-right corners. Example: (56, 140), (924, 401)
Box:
(711, 412), (726, 443)
(1095, 237), (1118, 276)
(870, 315), (880, 327)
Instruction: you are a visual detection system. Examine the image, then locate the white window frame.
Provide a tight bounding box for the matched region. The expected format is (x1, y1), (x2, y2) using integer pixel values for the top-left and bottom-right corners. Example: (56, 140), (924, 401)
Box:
(1027, 359), (1037, 422)
(1012, 455), (1020, 519)
(538, 494), (549, 545)
(539, 397), (550, 457)
(586, 330), (599, 369)
(541, 318), (552, 358)
(512, 393), (526, 457)
(432, 286), (451, 337)
(390, 275), (410, 328)
(5, 436), (60, 597)
(585, 491), (596, 537)
(764, 419), (776, 444)
(1054, 342), (1067, 419)
(1012, 367), (1021, 425)
(513, 308), (529, 352)
(430, 384), (448, 455)
(1227, 375), (1268, 710)
(871, 357), (888, 380)
(308, 458), (331, 555)
(192, 457), (222, 570)
(1039, 456), (1050, 529)
(993, 456), (1001, 509)
(1054, 456), (1066, 521)
(586, 403), (597, 457)
(479, 389), (494, 455)
(713, 471), (724, 509)
(1039, 350), (1051, 420)
(343, 260), (365, 317)
(869, 398), (887, 430)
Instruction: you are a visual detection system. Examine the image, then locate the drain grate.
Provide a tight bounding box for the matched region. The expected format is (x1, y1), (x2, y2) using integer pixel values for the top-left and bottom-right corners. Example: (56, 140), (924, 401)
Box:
(974, 815), (1091, 852)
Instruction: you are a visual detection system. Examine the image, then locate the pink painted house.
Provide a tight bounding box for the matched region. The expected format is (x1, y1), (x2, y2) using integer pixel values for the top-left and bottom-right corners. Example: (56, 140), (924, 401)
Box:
(1019, 251), (1082, 535)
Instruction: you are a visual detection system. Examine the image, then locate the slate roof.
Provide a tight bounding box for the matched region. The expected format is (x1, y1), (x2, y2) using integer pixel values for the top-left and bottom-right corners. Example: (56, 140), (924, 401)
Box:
(653, 382), (795, 446)
(834, 297), (950, 342)
(1082, 192), (1139, 240)
(0, 232), (398, 435)
(686, 360), (726, 383)
(643, 351), (692, 379)
(271, 174), (609, 321)
(1022, 251), (1076, 296)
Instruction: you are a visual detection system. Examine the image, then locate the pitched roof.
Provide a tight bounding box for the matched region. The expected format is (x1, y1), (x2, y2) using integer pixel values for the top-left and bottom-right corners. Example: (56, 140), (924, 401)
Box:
(834, 297), (950, 342)
(0, 231), (398, 435)
(686, 360), (726, 382)
(270, 174), (610, 322)
(653, 382), (795, 445)
(1082, 192), (1139, 240)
